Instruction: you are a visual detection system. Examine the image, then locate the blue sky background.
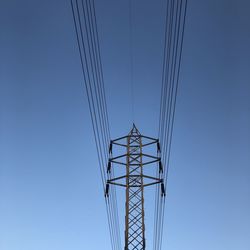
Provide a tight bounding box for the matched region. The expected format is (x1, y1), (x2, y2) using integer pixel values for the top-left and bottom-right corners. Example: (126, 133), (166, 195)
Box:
(0, 0), (250, 249)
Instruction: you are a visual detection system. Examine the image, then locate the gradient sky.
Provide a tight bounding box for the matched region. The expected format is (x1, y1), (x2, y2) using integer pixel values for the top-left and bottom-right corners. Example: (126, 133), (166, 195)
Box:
(0, 0), (250, 250)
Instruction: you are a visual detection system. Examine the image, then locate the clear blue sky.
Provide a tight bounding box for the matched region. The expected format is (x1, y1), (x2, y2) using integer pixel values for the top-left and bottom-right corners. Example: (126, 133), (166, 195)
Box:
(0, 0), (250, 250)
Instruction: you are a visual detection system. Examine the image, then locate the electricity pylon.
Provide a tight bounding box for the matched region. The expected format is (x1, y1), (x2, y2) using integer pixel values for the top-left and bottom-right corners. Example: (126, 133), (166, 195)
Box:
(105, 124), (165, 250)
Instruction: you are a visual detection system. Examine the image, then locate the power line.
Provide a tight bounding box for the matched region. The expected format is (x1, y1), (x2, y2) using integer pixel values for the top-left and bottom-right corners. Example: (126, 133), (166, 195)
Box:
(155, 0), (176, 249)
(70, 1), (121, 249)
(155, 0), (188, 250)
(86, 0), (110, 148)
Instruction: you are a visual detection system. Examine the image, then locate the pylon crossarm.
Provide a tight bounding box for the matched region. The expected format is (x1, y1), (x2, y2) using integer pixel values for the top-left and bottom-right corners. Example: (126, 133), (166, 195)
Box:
(140, 135), (158, 141)
(110, 159), (160, 166)
(112, 135), (129, 142)
(108, 175), (161, 184)
(141, 141), (158, 147)
(110, 157), (160, 166)
(108, 175), (127, 182)
(143, 181), (162, 187)
(110, 160), (126, 166)
(141, 159), (160, 166)
(111, 141), (127, 147)
(139, 174), (161, 181)
(108, 182), (162, 188)
(141, 153), (159, 159)
(108, 182), (126, 187)
(110, 153), (127, 161)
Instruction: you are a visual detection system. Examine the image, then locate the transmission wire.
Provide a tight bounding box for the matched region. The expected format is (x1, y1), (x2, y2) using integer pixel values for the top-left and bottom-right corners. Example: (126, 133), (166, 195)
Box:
(70, 1), (121, 249)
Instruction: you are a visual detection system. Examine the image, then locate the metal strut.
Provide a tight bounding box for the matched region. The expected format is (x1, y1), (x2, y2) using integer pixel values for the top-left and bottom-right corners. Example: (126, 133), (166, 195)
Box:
(106, 124), (165, 250)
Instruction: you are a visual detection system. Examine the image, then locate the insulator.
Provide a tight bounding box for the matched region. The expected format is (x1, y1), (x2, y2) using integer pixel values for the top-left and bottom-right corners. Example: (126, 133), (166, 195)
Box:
(107, 160), (111, 173)
(159, 160), (163, 173)
(105, 183), (110, 197)
(161, 183), (166, 197)
(157, 141), (161, 153)
(109, 141), (113, 154)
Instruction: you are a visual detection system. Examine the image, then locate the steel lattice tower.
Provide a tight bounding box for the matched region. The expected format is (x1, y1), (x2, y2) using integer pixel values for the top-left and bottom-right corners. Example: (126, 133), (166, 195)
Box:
(106, 124), (165, 250)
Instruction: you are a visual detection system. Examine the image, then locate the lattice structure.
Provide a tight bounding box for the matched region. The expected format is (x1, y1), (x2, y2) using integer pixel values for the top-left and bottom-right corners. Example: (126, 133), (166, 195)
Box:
(106, 124), (165, 250)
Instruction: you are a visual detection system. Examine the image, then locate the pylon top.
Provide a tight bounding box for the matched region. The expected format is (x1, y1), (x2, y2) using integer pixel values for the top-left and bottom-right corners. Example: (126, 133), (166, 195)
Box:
(129, 123), (141, 136)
